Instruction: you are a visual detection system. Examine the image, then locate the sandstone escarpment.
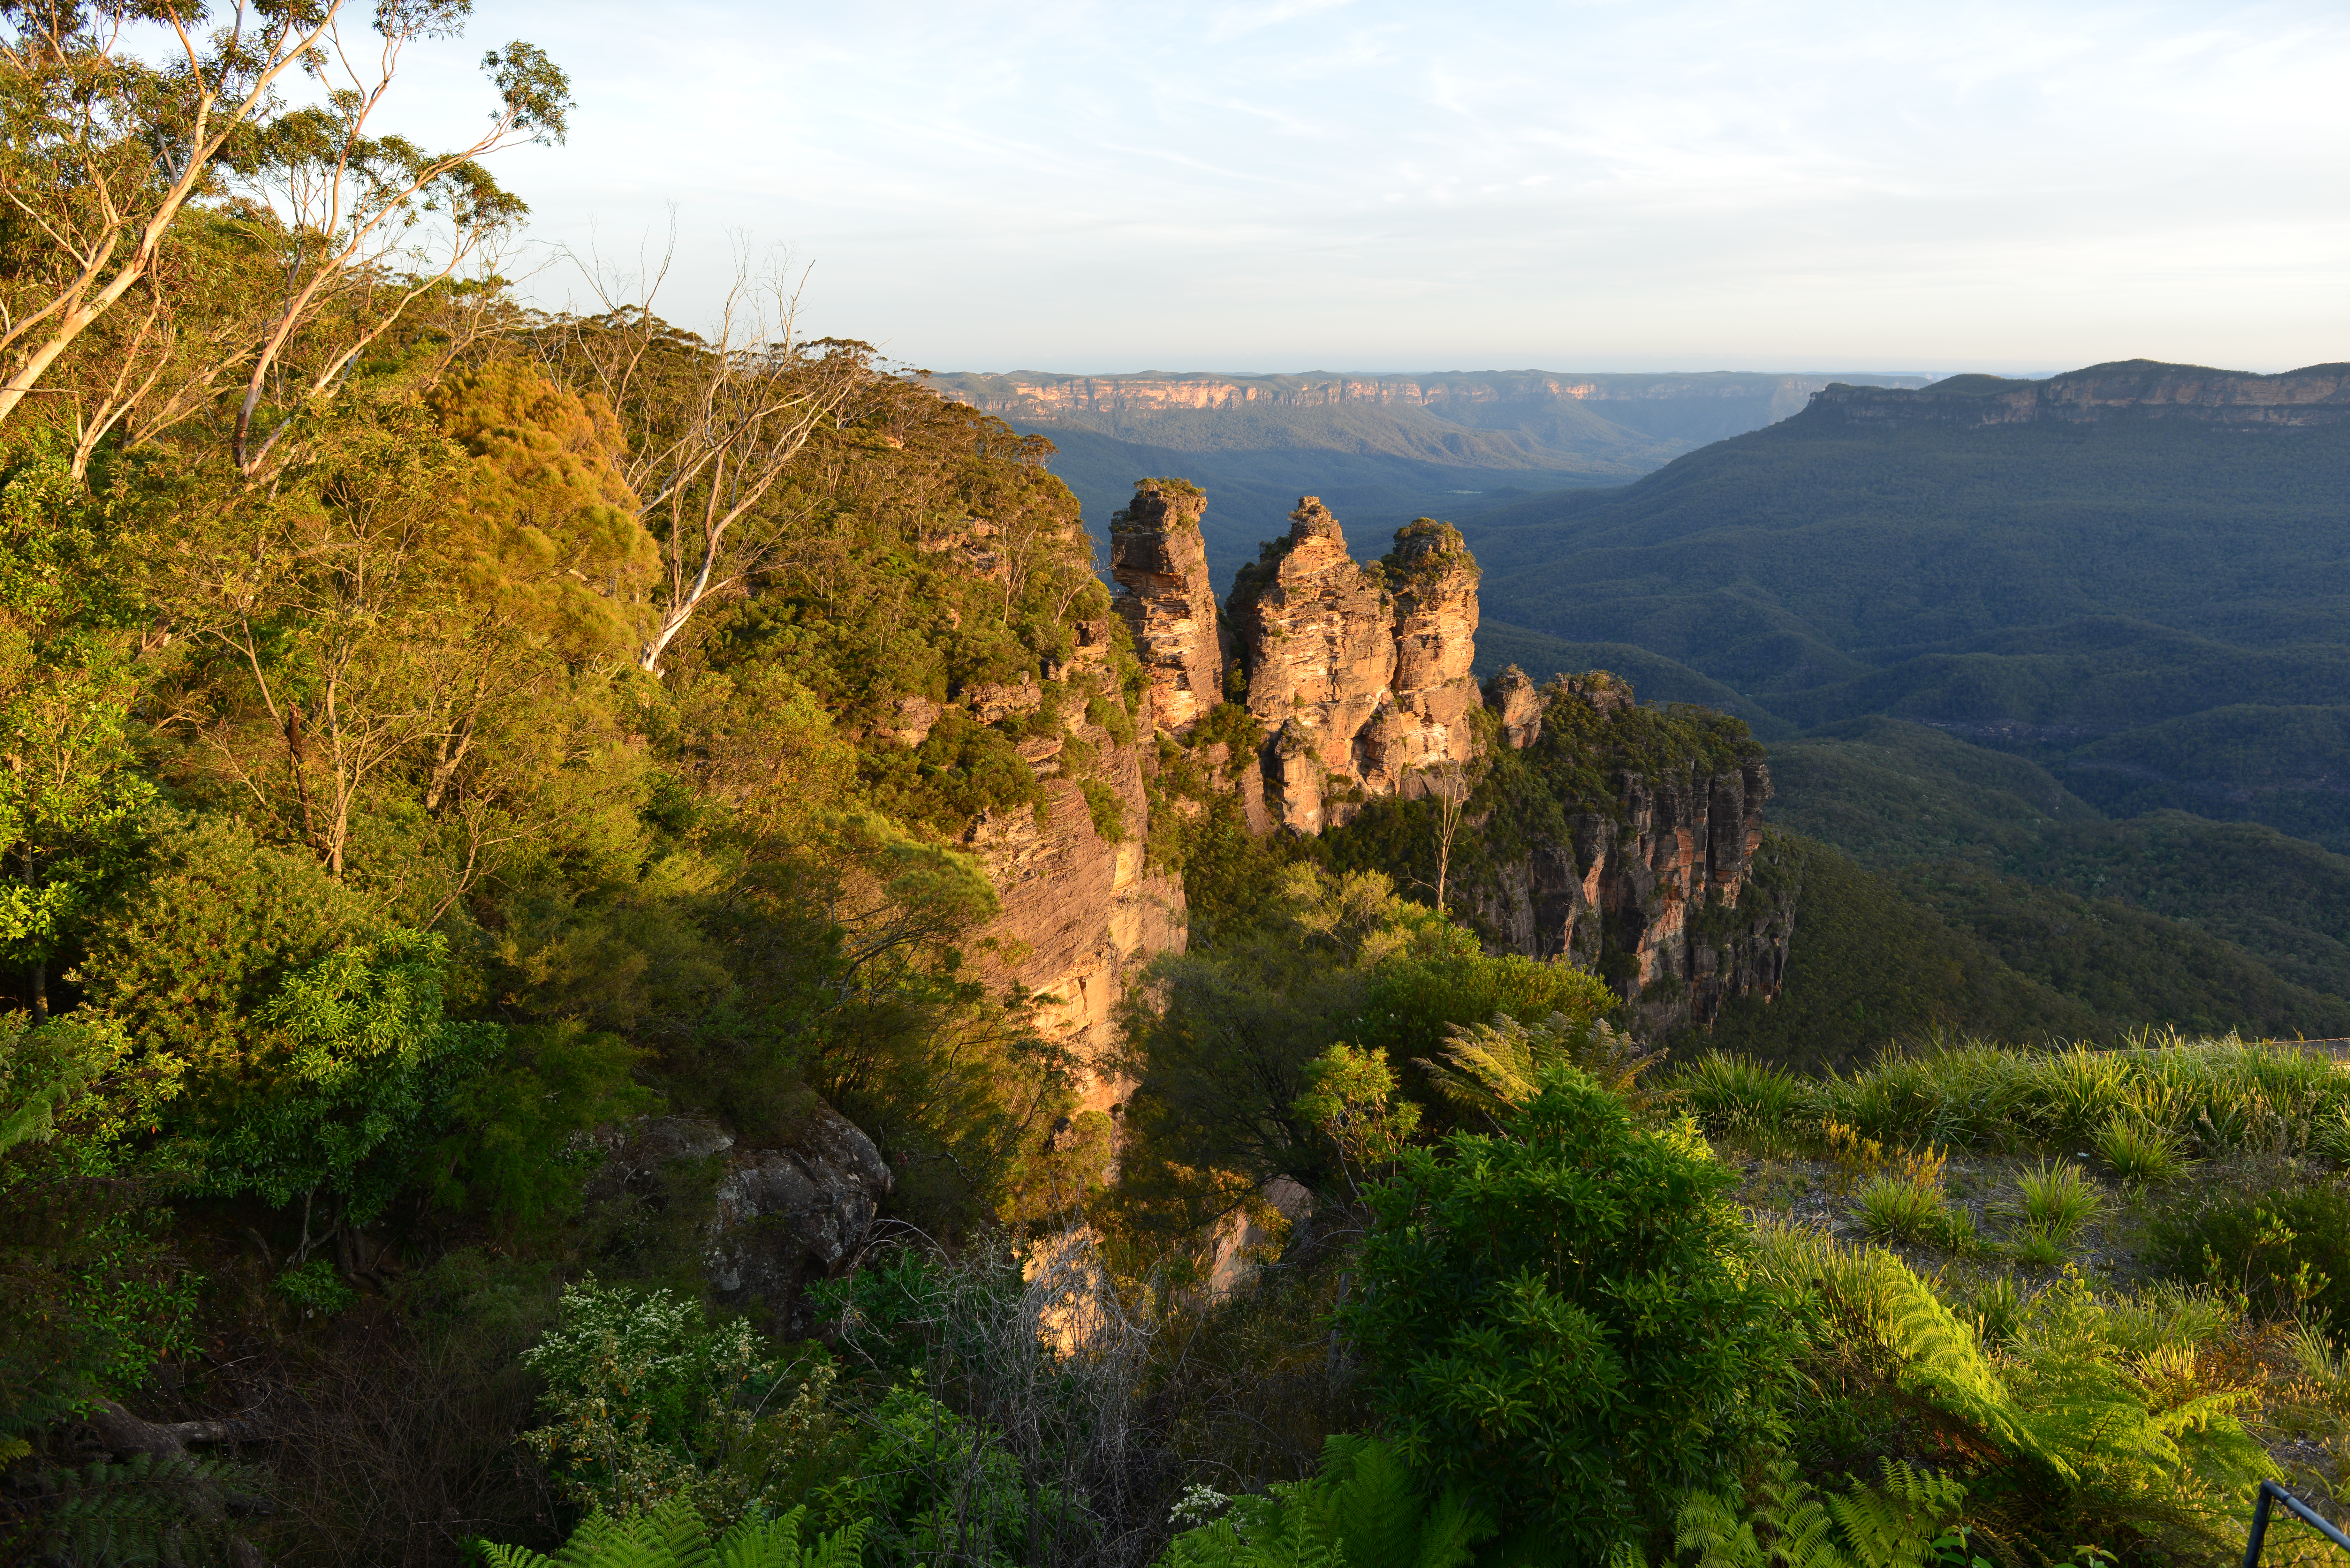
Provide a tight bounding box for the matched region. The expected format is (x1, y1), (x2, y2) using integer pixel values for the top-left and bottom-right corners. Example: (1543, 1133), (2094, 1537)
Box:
(1109, 479), (1229, 737)
(1811, 360), (2350, 429)
(1466, 670), (1793, 1036)
(966, 629), (1186, 1115)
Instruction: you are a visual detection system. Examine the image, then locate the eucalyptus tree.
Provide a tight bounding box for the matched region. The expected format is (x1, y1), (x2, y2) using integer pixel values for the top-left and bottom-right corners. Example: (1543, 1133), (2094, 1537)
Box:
(0, 0), (569, 479)
(536, 253), (880, 673)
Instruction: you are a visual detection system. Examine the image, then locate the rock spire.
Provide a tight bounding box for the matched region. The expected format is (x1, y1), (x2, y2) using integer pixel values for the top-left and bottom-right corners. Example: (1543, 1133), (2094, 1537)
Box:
(1109, 479), (1229, 738)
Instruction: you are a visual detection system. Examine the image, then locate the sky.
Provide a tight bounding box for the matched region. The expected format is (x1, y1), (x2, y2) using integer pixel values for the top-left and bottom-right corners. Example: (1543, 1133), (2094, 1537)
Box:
(358, 0), (2347, 375)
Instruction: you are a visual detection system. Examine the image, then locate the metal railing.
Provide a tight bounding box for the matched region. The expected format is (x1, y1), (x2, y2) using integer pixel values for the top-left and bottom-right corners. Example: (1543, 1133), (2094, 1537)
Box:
(2245, 1481), (2350, 1566)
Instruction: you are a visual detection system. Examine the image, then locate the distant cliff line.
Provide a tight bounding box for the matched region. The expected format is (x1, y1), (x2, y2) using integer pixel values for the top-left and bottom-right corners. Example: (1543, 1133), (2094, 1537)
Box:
(929, 368), (1932, 419)
(1812, 358), (2350, 428)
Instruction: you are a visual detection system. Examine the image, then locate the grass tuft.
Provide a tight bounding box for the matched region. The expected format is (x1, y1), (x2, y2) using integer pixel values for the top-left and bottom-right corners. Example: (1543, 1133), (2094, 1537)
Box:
(2014, 1159), (2102, 1242)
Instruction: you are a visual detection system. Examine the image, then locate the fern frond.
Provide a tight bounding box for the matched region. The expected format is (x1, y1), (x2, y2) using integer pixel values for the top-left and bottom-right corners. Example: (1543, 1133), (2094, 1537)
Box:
(803, 1515), (868, 1568)
(1674, 1488), (1762, 1568)
(29, 1450), (261, 1567)
(1822, 1460), (1964, 1568)
(480, 1545), (557, 1568)
(643, 1497), (716, 1568)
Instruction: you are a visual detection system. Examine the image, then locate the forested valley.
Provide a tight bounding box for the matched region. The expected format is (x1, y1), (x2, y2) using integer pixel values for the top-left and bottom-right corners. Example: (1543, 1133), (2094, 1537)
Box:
(10, 6), (2350, 1568)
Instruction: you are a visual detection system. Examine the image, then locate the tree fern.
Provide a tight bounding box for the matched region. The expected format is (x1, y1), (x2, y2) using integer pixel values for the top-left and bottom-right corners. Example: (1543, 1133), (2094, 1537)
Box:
(481, 1498), (868, 1568)
(1415, 1013), (1671, 1121)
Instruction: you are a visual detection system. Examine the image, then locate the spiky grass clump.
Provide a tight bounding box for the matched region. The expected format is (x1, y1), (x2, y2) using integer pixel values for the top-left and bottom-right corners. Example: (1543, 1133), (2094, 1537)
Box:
(1856, 1175), (1950, 1248)
(2014, 1160), (2102, 1242)
(2092, 1117), (2189, 1186)
(1673, 1054), (1819, 1147)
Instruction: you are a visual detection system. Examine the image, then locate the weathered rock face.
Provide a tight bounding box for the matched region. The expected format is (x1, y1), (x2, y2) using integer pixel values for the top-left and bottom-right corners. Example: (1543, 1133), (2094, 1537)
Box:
(1487, 665), (1542, 749)
(1109, 481), (1229, 737)
(1225, 501), (1485, 832)
(1467, 674), (1793, 1037)
(969, 758), (1187, 1114)
(580, 1110), (893, 1333)
(1228, 499), (1398, 833)
(1810, 360), (2350, 429)
(1357, 521), (1481, 797)
(964, 614), (1186, 1115)
(708, 1103), (893, 1322)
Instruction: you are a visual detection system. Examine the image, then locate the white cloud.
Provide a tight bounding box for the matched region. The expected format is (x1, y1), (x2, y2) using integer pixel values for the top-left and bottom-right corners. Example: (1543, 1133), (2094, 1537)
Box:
(350, 0), (2348, 371)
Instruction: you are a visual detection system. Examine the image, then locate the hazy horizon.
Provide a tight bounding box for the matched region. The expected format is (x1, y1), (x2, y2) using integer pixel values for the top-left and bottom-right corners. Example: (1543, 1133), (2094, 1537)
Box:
(244, 0), (2347, 374)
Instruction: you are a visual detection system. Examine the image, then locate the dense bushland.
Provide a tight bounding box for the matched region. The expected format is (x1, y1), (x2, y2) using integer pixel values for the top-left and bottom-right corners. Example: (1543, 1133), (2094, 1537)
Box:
(5, 7), (2350, 1566)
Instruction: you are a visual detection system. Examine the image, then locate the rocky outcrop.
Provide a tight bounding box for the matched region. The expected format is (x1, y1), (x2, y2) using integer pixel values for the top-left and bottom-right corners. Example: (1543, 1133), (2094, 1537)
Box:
(1811, 360), (2350, 429)
(1469, 673), (1793, 1036)
(970, 757), (1187, 1114)
(1225, 501), (1485, 832)
(1109, 480), (1229, 737)
(1356, 521), (1482, 797)
(580, 1110), (892, 1333)
(1227, 499), (1399, 833)
(709, 1103), (893, 1319)
(1487, 665), (1542, 749)
(967, 601), (1186, 1112)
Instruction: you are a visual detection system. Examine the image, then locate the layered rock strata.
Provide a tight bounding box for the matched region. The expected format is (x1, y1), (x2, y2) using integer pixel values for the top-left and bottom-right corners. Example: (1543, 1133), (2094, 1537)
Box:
(1108, 480), (1229, 737)
(966, 616), (1186, 1115)
(1219, 500), (1482, 832)
(1469, 671), (1792, 1035)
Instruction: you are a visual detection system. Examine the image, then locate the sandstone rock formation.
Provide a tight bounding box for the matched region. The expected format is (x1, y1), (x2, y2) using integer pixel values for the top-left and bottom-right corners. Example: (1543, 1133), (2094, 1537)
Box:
(1357, 520), (1481, 797)
(1471, 673), (1790, 1035)
(964, 609), (1186, 1115)
(1109, 480), (1229, 736)
(1227, 498), (1398, 833)
(969, 761), (1186, 1115)
(1224, 500), (1495, 832)
(1486, 665), (1542, 749)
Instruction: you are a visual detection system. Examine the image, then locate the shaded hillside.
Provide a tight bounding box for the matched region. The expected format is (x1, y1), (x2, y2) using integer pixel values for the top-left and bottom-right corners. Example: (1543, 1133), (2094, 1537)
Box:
(1673, 715), (2350, 1067)
(1464, 361), (2350, 851)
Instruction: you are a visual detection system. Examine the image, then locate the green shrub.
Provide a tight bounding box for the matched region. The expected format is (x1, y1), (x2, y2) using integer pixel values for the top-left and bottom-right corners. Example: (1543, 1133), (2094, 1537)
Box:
(1078, 776), (1127, 843)
(818, 1382), (1043, 1568)
(2013, 1160), (2102, 1243)
(172, 929), (505, 1224)
(271, 1257), (357, 1317)
(519, 1277), (839, 1526)
(1342, 1065), (1793, 1557)
(2149, 1182), (2350, 1337)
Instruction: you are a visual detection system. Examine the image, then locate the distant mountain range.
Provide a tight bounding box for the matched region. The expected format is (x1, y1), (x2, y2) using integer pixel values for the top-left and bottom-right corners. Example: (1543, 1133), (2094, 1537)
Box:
(924, 369), (1932, 584)
(1448, 359), (2350, 1053)
(1458, 359), (2350, 846)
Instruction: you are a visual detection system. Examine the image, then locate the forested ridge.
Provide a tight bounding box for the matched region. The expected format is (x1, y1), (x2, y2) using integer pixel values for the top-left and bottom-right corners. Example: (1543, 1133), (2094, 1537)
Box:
(9, 6), (2350, 1567)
